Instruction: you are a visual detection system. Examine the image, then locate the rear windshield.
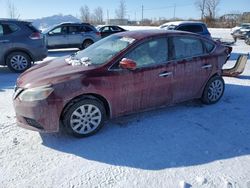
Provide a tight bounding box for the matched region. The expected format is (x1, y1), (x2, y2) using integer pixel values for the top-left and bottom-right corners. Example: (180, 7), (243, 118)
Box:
(177, 25), (204, 33)
(26, 23), (39, 32)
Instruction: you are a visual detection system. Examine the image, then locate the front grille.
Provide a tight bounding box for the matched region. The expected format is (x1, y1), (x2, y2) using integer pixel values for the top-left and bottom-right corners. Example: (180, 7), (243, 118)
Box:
(24, 117), (44, 130)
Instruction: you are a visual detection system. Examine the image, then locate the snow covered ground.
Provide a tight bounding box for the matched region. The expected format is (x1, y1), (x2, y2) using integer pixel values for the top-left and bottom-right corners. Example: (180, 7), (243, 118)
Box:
(0, 29), (250, 188)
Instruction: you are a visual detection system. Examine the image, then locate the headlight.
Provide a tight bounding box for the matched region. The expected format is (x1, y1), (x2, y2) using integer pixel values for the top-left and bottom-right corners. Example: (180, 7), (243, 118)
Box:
(18, 85), (54, 102)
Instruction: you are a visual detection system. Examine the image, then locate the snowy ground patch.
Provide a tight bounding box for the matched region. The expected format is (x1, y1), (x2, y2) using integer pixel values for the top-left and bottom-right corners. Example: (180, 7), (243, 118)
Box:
(0, 29), (250, 188)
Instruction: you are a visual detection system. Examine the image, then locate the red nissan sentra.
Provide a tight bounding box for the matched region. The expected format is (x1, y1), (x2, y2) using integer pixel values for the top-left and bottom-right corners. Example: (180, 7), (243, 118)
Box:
(13, 30), (232, 137)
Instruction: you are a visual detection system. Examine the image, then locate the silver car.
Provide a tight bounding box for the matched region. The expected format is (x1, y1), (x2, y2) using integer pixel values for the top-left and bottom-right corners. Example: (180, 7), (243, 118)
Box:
(0, 19), (47, 73)
(43, 23), (101, 49)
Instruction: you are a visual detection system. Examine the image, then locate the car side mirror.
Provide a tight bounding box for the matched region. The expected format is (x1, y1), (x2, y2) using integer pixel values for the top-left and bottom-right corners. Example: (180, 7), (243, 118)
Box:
(119, 58), (137, 70)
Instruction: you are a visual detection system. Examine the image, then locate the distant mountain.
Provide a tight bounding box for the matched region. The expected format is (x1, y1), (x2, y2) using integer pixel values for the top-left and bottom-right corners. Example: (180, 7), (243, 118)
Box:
(31, 14), (81, 30)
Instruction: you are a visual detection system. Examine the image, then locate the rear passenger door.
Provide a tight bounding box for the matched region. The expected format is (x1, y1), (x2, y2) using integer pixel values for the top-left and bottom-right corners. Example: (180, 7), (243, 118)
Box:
(169, 36), (213, 103)
(67, 25), (83, 47)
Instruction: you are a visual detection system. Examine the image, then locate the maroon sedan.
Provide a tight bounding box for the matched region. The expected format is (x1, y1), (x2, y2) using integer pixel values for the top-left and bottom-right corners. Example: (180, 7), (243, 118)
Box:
(13, 30), (232, 137)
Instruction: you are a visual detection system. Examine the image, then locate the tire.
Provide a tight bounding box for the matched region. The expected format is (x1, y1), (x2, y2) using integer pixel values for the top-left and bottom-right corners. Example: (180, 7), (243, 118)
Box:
(6, 52), (31, 73)
(62, 98), (106, 138)
(81, 40), (94, 49)
(245, 38), (250, 45)
(201, 76), (225, 104)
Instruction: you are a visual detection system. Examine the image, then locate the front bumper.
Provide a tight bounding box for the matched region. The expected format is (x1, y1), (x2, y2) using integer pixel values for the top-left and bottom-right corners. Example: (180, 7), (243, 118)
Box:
(13, 97), (62, 133)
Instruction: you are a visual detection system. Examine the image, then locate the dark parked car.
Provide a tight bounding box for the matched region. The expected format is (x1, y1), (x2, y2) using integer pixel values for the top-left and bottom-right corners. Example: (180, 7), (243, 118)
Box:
(0, 19), (47, 72)
(159, 21), (211, 38)
(43, 22), (101, 49)
(244, 31), (250, 45)
(231, 23), (250, 40)
(13, 30), (231, 137)
(96, 25), (126, 38)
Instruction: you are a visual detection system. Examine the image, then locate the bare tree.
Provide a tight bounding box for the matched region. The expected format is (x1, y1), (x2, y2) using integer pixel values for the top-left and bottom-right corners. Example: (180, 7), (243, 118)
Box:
(205, 0), (220, 19)
(115, 0), (126, 19)
(7, 0), (20, 19)
(195, 0), (207, 20)
(80, 5), (90, 22)
(195, 0), (220, 20)
(93, 7), (103, 24)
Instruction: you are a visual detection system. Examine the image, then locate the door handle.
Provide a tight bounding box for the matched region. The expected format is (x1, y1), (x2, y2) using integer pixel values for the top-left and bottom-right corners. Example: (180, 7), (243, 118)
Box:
(159, 72), (173, 77)
(202, 64), (212, 69)
(0, 40), (9, 43)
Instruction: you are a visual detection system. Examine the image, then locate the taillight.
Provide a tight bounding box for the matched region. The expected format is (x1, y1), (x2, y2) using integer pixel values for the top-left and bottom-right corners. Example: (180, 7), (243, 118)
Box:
(96, 32), (101, 36)
(29, 32), (42, 40)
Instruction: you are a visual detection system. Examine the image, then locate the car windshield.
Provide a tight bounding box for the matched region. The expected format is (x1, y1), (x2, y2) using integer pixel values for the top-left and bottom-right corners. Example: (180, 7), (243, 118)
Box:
(71, 35), (135, 66)
(41, 25), (55, 33)
(160, 24), (177, 30)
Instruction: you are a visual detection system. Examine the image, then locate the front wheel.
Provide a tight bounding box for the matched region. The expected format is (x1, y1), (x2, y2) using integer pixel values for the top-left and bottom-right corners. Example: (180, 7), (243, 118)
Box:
(201, 76), (225, 104)
(62, 99), (106, 137)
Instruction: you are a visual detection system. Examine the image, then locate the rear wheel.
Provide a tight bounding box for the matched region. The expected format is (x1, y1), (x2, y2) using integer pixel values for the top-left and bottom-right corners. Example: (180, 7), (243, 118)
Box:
(245, 38), (250, 45)
(62, 98), (106, 137)
(80, 40), (94, 50)
(6, 52), (31, 73)
(201, 76), (225, 104)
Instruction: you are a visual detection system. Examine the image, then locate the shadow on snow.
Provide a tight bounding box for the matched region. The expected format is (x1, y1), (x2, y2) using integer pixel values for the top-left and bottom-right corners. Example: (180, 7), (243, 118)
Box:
(40, 83), (250, 170)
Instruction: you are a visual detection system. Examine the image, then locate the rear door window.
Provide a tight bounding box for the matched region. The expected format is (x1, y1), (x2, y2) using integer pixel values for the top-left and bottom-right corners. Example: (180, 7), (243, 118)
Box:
(0, 23), (19, 35)
(111, 26), (121, 31)
(177, 25), (204, 33)
(82, 26), (94, 32)
(0, 25), (3, 36)
(68, 26), (79, 34)
(170, 36), (204, 60)
(204, 41), (215, 53)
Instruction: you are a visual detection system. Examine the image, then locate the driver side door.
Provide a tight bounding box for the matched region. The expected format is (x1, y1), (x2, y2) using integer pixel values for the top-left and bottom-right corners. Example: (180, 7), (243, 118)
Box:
(108, 37), (174, 116)
(46, 26), (68, 48)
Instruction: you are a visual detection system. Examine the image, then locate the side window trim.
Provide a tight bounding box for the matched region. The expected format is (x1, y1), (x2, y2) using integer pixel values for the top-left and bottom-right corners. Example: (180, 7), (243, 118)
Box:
(202, 40), (216, 54)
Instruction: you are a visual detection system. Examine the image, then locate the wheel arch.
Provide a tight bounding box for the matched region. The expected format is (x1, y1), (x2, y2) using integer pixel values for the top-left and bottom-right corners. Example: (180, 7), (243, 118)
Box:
(82, 38), (94, 45)
(60, 93), (111, 122)
(4, 48), (34, 65)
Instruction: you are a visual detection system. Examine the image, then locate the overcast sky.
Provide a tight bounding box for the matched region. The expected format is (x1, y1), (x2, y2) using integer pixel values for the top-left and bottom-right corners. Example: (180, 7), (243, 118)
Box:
(0, 0), (249, 20)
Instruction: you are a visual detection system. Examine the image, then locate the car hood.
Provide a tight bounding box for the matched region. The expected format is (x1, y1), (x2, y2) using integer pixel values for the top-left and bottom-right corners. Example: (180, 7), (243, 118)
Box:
(16, 56), (97, 88)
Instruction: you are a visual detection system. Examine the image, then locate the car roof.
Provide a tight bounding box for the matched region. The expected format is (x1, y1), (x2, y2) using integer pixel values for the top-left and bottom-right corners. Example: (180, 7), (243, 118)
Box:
(161, 21), (206, 27)
(0, 18), (30, 24)
(59, 22), (90, 26)
(115, 29), (204, 40)
(100, 25), (122, 27)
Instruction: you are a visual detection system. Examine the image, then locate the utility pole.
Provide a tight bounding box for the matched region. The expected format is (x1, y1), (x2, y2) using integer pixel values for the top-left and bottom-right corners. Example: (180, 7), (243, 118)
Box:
(141, 5), (144, 23)
(106, 9), (109, 24)
(173, 4), (176, 20)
